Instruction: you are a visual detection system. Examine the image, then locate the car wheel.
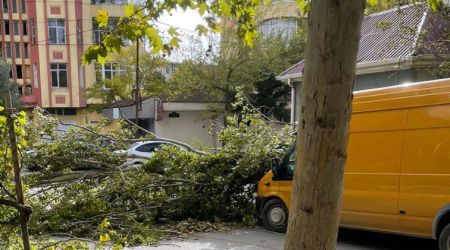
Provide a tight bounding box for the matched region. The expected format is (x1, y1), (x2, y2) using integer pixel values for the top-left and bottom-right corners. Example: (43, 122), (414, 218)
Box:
(439, 223), (450, 250)
(262, 199), (288, 233)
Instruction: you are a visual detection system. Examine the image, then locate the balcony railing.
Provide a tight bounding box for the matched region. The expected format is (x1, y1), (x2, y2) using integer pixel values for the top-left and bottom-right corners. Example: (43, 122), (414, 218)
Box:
(91, 0), (126, 4)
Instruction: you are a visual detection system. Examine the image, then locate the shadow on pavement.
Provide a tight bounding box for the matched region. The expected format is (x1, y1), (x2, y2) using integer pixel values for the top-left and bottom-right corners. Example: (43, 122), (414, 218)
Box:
(337, 228), (438, 250)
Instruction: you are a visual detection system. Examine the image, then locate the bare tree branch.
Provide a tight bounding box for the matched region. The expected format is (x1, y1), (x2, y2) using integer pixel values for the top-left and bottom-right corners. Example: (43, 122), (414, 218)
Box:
(0, 198), (33, 216)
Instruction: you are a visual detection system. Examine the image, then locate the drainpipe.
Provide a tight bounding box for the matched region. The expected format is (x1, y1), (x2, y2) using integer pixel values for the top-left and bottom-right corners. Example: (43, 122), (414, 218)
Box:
(288, 78), (296, 124)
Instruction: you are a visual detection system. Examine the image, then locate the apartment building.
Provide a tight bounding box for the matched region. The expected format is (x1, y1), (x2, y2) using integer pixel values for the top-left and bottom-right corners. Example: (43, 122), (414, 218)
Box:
(221, 0), (299, 39)
(0, 0), (126, 126)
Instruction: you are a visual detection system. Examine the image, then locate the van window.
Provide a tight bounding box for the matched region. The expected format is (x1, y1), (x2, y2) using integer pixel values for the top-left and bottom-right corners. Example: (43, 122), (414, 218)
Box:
(282, 146), (296, 179)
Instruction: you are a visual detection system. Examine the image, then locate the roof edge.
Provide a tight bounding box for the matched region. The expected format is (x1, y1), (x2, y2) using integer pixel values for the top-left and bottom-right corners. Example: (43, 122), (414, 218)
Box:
(278, 54), (450, 84)
(365, 2), (427, 18)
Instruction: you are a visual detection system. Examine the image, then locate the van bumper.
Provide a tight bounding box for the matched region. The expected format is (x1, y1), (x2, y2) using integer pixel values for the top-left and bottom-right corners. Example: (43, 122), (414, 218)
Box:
(256, 196), (265, 218)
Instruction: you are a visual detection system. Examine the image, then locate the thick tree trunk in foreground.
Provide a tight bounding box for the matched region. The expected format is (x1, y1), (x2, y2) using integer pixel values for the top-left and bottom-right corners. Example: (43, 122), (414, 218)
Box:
(284, 1), (365, 250)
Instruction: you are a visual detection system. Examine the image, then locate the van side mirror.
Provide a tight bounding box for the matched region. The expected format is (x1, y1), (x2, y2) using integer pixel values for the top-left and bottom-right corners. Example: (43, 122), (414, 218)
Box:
(271, 158), (281, 177)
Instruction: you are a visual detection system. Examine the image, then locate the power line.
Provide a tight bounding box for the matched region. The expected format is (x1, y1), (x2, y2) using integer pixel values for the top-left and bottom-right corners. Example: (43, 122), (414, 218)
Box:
(1, 18), (109, 24)
(1, 27), (96, 51)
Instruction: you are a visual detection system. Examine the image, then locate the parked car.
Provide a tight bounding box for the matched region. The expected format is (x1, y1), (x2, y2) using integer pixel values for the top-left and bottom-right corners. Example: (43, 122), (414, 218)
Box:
(117, 141), (187, 165)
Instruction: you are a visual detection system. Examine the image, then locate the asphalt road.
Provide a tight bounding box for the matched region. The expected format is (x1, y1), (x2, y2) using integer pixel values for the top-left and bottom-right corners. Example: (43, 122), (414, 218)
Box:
(129, 227), (438, 250)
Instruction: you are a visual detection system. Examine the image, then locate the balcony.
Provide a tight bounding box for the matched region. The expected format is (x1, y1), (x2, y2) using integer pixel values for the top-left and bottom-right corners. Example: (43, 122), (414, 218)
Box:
(21, 95), (38, 108)
(91, 0), (126, 4)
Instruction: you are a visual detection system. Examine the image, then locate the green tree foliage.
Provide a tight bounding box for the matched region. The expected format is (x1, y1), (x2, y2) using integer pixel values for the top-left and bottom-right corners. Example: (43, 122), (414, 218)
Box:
(85, 46), (169, 113)
(0, 107), (29, 248)
(82, 0), (268, 65)
(168, 30), (305, 124)
(0, 60), (20, 109)
(250, 74), (292, 122)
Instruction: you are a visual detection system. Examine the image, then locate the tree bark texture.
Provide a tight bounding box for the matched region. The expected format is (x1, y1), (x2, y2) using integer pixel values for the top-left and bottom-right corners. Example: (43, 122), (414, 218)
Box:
(284, 1), (365, 250)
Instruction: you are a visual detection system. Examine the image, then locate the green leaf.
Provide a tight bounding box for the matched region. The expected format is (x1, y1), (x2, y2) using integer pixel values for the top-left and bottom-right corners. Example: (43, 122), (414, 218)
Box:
(196, 24), (208, 37)
(428, 0), (440, 11)
(151, 34), (163, 54)
(97, 55), (106, 65)
(299, 1), (310, 15)
(219, 1), (230, 16)
(168, 27), (180, 36)
(169, 37), (182, 48)
(368, 0), (378, 6)
(146, 27), (158, 39)
(95, 10), (109, 27)
(244, 30), (257, 48)
(125, 3), (135, 17)
(199, 2), (208, 16)
(82, 45), (101, 65)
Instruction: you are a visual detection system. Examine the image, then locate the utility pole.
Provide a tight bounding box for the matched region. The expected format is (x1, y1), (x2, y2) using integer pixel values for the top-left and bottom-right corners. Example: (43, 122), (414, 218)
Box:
(135, 39), (140, 137)
(4, 91), (31, 250)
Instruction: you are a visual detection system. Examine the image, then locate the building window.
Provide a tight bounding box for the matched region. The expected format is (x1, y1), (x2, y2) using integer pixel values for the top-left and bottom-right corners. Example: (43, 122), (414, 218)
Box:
(26, 84), (32, 96)
(9, 68), (13, 78)
(257, 18), (298, 39)
(0, 42), (2, 57)
(18, 85), (23, 96)
(48, 19), (66, 44)
(21, 0), (25, 13)
(4, 21), (10, 35)
(12, 0), (17, 13)
(92, 18), (118, 44)
(13, 21), (19, 35)
(46, 108), (77, 116)
(95, 62), (124, 81)
(77, 19), (82, 45)
(2, 0), (8, 13)
(92, 21), (106, 44)
(22, 21), (27, 36)
(50, 64), (68, 88)
(31, 19), (35, 44)
(24, 43), (29, 58)
(5, 42), (11, 58)
(91, 0), (124, 4)
(16, 65), (22, 79)
(15, 42), (20, 58)
(165, 67), (170, 74)
(79, 64), (84, 88)
(33, 64), (38, 88)
(89, 120), (99, 124)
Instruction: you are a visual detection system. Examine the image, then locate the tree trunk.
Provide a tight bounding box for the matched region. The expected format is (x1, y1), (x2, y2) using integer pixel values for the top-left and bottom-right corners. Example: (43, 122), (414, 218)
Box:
(284, 1), (365, 250)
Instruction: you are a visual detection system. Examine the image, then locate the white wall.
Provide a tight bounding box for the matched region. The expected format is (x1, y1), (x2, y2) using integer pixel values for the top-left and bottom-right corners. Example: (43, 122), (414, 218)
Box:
(154, 111), (224, 148)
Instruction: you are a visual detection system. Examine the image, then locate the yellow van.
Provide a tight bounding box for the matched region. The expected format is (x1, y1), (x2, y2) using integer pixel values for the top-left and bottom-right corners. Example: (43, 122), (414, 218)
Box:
(257, 79), (450, 250)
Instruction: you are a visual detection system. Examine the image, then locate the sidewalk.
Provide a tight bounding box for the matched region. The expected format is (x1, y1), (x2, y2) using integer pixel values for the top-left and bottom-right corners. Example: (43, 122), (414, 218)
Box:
(127, 227), (438, 250)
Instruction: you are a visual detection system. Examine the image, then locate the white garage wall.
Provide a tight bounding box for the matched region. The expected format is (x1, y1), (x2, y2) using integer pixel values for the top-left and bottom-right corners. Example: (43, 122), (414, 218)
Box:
(155, 111), (224, 148)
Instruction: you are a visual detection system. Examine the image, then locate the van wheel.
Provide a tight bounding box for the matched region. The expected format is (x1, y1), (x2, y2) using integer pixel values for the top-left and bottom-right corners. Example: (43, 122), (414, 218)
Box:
(262, 199), (288, 233)
(439, 223), (450, 250)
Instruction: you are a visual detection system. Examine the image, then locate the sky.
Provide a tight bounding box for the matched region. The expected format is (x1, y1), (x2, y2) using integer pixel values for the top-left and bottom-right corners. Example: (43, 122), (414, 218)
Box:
(153, 9), (214, 61)
(156, 9), (206, 36)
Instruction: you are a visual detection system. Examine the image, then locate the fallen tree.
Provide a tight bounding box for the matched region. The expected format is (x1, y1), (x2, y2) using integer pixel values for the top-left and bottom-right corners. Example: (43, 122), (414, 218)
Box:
(1, 92), (295, 248)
